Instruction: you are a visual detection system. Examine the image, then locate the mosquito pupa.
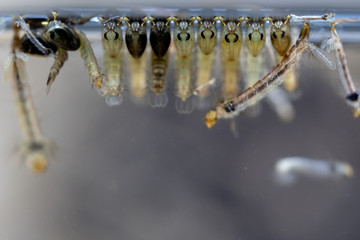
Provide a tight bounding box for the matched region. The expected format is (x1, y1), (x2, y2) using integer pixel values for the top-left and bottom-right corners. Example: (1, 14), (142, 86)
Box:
(149, 20), (171, 58)
(46, 12), (103, 92)
(244, 18), (266, 90)
(220, 19), (243, 99)
(268, 16), (299, 92)
(148, 19), (171, 108)
(196, 20), (217, 103)
(174, 20), (196, 114)
(125, 20), (147, 59)
(124, 19), (148, 100)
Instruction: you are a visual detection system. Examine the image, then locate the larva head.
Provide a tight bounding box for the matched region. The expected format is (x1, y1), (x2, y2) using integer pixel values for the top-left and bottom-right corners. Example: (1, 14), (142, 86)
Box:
(27, 152), (48, 174)
(174, 21), (195, 58)
(245, 22), (266, 57)
(270, 20), (291, 56)
(101, 18), (123, 57)
(342, 163), (355, 178)
(44, 20), (80, 51)
(23, 141), (50, 174)
(205, 110), (218, 128)
(197, 21), (217, 55)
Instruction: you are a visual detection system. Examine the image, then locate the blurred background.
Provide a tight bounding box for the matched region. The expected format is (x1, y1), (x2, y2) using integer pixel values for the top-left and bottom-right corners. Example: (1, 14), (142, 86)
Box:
(0, 3), (360, 240)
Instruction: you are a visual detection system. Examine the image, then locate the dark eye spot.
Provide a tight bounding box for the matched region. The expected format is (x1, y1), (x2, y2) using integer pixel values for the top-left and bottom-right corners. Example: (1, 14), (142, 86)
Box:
(185, 33), (190, 41)
(114, 32), (119, 40)
(281, 31), (285, 38)
(201, 31), (206, 39)
(225, 33), (239, 43)
(248, 33), (252, 41)
(225, 34), (230, 43)
(224, 101), (235, 112)
(234, 34), (239, 42)
(177, 33), (182, 41)
(260, 33), (264, 41)
(210, 31), (215, 39)
(272, 32), (277, 39)
(50, 31), (55, 40)
(347, 92), (359, 101)
(104, 32), (108, 40)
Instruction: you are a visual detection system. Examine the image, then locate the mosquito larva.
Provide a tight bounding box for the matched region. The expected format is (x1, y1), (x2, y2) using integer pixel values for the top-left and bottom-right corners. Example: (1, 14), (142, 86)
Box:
(205, 22), (311, 128)
(99, 17), (124, 106)
(174, 20), (195, 114)
(6, 27), (49, 173)
(322, 20), (360, 117)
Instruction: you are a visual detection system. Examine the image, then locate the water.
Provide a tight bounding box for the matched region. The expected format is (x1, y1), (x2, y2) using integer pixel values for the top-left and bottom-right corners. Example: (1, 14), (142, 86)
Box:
(0, 7), (360, 240)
